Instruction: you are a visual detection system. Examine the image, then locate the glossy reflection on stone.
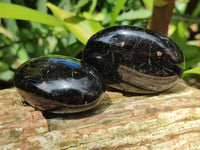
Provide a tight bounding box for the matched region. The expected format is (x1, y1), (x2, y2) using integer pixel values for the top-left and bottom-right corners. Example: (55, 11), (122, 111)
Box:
(83, 25), (184, 93)
(14, 55), (104, 113)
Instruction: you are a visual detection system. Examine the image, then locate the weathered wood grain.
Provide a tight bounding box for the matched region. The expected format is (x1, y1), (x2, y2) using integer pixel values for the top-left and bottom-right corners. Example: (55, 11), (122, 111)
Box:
(0, 82), (200, 149)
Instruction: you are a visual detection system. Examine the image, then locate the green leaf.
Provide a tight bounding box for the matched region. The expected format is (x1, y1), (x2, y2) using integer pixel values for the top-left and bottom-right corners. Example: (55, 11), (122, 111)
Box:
(192, 1), (200, 17)
(187, 40), (200, 46)
(47, 2), (104, 44)
(17, 47), (29, 62)
(0, 70), (14, 81)
(4, 19), (19, 40)
(142, 0), (153, 9)
(182, 66), (200, 78)
(174, 1), (187, 14)
(0, 3), (63, 27)
(117, 9), (152, 21)
(55, 42), (84, 57)
(0, 50), (3, 57)
(17, 28), (34, 41)
(110, 0), (127, 26)
(36, 0), (47, 13)
(46, 36), (58, 54)
(172, 13), (200, 24)
(82, 12), (105, 21)
(25, 42), (35, 53)
(0, 33), (12, 46)
(73, 0), (89, 9)
(0, 61), (9, 72)
(89, 0), (97, 13)
(176, 43), (200, 69)
(170, 22), (200, 69)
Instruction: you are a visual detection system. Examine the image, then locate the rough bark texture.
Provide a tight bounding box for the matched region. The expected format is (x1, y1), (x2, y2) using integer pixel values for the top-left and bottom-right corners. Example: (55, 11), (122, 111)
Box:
(1, 82), (200, 149)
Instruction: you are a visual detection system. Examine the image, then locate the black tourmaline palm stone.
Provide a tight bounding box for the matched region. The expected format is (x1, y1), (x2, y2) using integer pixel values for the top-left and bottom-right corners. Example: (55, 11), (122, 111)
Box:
(83, 25), (184, 93)
(14, 55), (104, 113)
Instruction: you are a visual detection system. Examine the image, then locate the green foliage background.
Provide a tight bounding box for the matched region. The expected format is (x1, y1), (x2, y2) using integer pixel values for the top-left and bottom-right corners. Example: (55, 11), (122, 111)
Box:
(0, 0), (200, 88)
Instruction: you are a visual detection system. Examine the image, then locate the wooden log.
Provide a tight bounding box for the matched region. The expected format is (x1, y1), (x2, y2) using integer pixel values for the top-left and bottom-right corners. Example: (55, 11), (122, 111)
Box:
(1, 82), (200, 149)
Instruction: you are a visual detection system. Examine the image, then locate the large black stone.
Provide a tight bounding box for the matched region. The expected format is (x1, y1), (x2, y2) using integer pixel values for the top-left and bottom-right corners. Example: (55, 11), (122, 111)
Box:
(83, 25), (184, 93)
(14, 55), (104, 113)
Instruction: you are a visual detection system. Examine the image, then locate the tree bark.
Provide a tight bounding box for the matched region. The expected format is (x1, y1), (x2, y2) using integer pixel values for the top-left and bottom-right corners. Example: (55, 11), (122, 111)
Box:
(149, 0), (175, 35)
(1, 82), (200, 149)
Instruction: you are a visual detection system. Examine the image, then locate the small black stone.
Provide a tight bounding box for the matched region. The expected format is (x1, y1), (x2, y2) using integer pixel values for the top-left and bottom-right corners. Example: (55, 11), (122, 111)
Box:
(83, 25), (184, 93)
(14, 55), (105, 113)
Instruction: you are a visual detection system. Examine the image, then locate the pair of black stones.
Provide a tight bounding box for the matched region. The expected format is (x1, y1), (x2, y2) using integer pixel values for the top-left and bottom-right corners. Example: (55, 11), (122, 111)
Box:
(14, 25), (184, 114)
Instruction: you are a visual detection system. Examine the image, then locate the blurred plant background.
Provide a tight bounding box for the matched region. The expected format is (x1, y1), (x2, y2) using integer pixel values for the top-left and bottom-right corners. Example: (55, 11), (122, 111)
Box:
(0, 0), (200, 89)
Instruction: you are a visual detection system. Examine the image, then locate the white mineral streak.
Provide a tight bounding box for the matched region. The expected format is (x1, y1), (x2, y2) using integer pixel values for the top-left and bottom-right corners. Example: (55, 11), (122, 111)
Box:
(0, 143), (20, 150)
(115, 65), (179, 93)
(35, 127), (47, 134)
(28, 131), (66, 149)
(48, 117), (65, 125)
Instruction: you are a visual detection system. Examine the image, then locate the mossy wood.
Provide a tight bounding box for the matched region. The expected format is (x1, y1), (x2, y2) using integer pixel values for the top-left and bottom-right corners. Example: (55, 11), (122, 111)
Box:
(0, 82), (200, 149)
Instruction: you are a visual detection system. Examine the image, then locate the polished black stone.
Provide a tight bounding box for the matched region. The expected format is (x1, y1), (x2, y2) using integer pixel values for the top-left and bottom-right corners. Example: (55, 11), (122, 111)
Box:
(83, 25), (184, 93)
(14, 55), (104, 113)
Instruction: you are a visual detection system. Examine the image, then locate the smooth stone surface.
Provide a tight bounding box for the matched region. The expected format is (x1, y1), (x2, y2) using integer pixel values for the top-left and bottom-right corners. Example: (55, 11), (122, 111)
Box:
(83, 25), (184, 93)
(14, 55), (104, 113)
